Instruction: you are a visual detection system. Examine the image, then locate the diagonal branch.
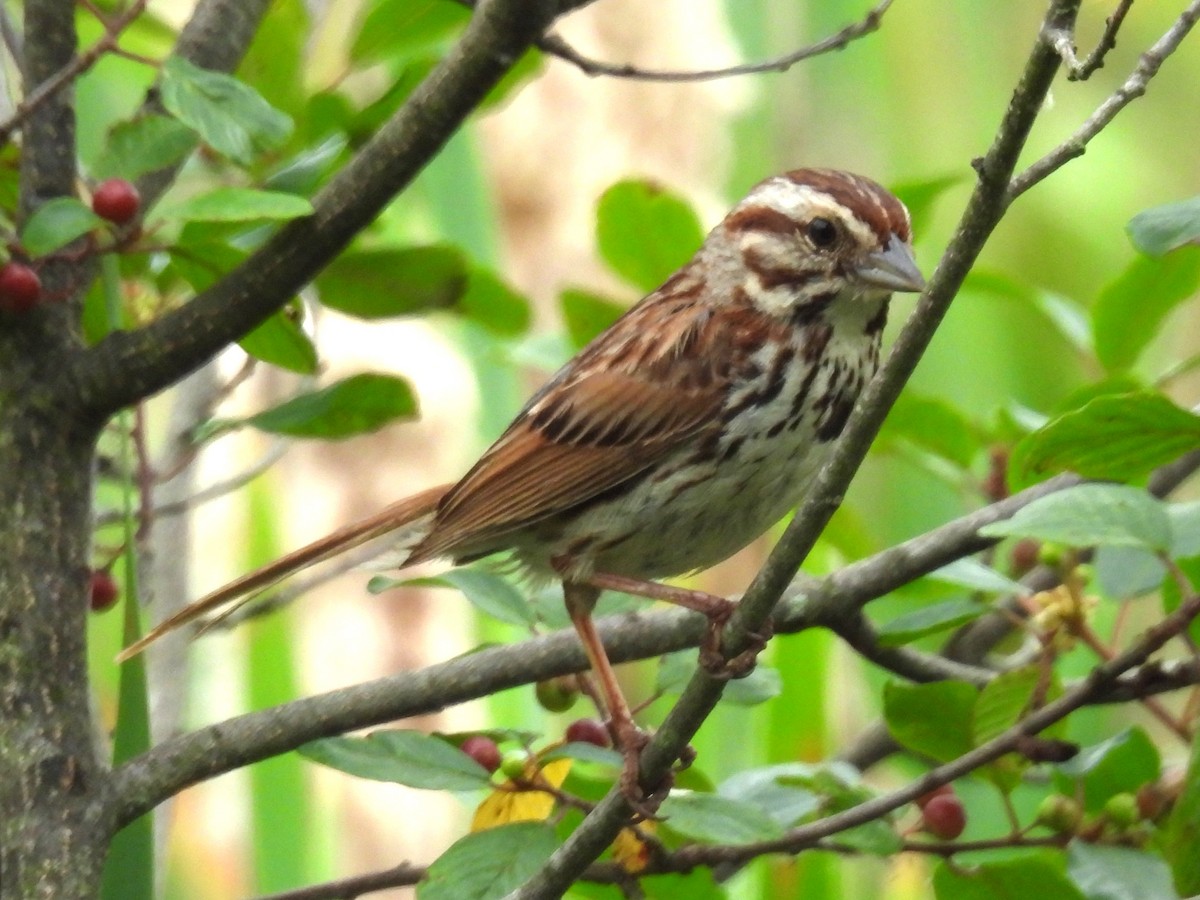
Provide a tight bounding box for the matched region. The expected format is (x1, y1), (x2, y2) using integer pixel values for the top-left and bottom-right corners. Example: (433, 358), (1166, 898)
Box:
(67, 0), (576, 420)
(508, 1), (1085, 895)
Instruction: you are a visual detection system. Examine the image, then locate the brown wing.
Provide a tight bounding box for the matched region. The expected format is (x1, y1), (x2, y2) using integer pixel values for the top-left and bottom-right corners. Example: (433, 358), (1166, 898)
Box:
(410, 295), (726, 562)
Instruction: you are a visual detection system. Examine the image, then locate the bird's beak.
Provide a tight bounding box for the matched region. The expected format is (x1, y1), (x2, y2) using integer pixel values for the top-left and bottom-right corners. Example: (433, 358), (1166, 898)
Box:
(854, 235), (925, 293)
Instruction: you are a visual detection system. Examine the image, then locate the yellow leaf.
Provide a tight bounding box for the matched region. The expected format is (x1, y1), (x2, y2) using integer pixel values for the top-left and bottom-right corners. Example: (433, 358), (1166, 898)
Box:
(613, 822), (656, 873)
(471, 758), (572, 832)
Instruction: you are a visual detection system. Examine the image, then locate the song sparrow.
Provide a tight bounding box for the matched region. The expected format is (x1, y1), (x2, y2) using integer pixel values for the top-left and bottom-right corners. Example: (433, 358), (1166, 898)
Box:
(122, 168), (924, 802)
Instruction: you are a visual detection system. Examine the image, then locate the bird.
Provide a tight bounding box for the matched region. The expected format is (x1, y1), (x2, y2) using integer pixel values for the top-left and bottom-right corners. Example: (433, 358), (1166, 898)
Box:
(120, 167), (924, 804)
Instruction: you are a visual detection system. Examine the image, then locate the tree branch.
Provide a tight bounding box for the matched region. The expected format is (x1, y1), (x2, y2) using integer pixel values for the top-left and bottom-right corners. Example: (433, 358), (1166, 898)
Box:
(0, 0), (149, 147)
(105, 467), (1136, 831)
(508, 0), (1085, 893)
(67, 0), (572, 419)
(539, 0), (892, 82)
(1009, 0), (1200, 202)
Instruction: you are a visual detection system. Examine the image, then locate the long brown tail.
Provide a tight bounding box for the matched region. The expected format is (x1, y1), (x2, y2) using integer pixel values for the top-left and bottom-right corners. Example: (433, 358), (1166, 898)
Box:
(117, 483), (451, 662)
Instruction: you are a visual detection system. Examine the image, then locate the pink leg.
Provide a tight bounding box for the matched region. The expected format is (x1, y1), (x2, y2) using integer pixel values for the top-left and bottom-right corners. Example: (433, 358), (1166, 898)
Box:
(562, 581), (663, 816)
(585, 570), (770, 678)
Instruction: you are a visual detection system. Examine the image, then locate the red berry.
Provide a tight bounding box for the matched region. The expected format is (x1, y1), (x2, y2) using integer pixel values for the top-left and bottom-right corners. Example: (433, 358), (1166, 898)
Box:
(459, 735), (501, 773)
(565, 718), (610, 748)
(89, 570), (120, 612)
(1010, 538), (1041, 576)
(0, 262), (42, 312)
(92, 178), (141, 225)
(922, 793), (967, 840)
(915, 783), (955, 809)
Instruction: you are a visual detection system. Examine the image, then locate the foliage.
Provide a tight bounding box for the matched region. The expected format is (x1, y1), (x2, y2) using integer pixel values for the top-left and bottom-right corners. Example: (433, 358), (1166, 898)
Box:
(2, 1), (1200, 900)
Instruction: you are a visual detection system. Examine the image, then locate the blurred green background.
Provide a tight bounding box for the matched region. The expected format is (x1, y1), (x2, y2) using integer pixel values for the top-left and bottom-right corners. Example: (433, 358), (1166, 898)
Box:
(76, 0), (1200, 897)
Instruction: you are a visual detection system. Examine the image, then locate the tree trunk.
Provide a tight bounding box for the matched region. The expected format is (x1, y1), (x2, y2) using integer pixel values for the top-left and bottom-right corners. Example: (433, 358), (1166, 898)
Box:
(0, 403), (111, 898)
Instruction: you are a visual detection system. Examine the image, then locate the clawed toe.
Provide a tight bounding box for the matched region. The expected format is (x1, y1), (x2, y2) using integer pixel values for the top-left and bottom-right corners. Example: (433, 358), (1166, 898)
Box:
(700, 618), (774, 680)
(613, 725), (670, 820)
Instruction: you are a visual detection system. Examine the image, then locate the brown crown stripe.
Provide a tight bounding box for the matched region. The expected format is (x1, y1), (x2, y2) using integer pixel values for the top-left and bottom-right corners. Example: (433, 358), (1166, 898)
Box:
(781, 168), (910, 244)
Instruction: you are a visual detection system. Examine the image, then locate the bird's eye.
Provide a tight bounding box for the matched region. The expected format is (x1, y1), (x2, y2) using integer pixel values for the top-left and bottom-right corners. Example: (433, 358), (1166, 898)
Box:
(807, 217), (838, 248)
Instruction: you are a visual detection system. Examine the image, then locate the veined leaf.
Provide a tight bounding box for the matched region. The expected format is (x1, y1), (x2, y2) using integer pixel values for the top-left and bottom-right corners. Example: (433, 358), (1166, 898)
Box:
(161, 56), (293, 165)
(1010, 391), (1200, 488)
(245, 373), (416, 439)
(979, 484), (1172, 552)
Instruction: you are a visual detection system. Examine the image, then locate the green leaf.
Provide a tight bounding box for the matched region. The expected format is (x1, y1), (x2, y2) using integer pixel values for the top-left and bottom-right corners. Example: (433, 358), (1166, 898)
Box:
(559, 288), (626, 349)
(418, 568), (535, 627)
(345, 59), (437, 143)
(1163, 729), (1200, 895)
(1092, 247), (1200, 371)
(891, 174), (963, 236)
(877, 598), (988, 646)
(163, 188), (313, 223)
(419, 823), (559, 900)
(929, 558), (1027, 595)
(21, 197), (104, 256)
(879, 393), (977, 468)
(659, 792), (785, 844)
(238, 306), (318, 374)
(92, 114), (197, 181)
(160, 56), (293, 165)
(541, 741), (623, 768)
(724, 664), (783, 706)
(1009, 392), (1200, 488)
(350, 0), (469, 65)
(973, 666), (1039, 746)
(933, 851), (1086, 900)
(246, 373), (416, 439)
(596, 180), (704, 292)
(979, 484), (1172, 552)
(264, 134), (347, 195)
(1094, 545), (1165, 600)
(1057, 727), (1160, 814)
(167, 224), (247, 291)
(717, 763), (822, 827)
(480, 48), (544, 110)
(1035, 290), (1093, 355)
(1127, 195), (1200, 256)
(883, 681), (977, 762)
(299, 730), (492, 790)
(100, 523), (154, 900)
(656, 651), (779, 706)
(316, 246), (468, 319)
(1067, 843), (1177, 900)
(459, 268), (531, 336)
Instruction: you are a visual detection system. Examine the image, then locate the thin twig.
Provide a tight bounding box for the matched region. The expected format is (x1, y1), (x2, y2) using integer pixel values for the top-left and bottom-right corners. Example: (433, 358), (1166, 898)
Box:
(95, 440), (291, 528)
(1009, 0), (1200, 201)
(540, 0), (892, 82)
(1073, 0), (1135, 79)
(251, 862), (426, 900)
(0, 0), (151, 147)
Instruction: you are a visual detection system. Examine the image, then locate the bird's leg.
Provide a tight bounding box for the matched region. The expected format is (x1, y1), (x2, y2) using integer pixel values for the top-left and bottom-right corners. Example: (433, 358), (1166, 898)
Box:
(584, 571), (769, 679)
(562, 580), (665, 818)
